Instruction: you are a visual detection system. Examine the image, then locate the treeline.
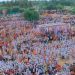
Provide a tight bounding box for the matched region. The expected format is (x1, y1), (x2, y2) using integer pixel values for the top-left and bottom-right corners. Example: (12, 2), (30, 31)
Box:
(0, 0), (75, 12)
(0, 0), (75, 22)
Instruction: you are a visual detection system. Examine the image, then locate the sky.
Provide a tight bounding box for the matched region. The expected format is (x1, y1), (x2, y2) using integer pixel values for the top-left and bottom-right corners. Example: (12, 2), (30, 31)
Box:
(0, 0), (11, 2)
(0, 0), (50, 2)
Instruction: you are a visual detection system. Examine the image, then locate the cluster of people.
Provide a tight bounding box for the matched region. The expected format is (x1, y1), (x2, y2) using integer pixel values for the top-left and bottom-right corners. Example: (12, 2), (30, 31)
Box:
(39, 10), (75, 26)
(0, 11), (75, 75)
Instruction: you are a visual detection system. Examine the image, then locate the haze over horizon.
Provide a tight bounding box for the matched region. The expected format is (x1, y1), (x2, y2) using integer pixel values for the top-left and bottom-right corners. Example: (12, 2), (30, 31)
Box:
(0, 0), (50, 2)
(0, 0), (11, 2)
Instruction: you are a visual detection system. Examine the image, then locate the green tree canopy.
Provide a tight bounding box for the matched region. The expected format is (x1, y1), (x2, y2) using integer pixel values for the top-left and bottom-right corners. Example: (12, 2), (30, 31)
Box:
(23, 9), (39, 22)
(71, 8), (75, 14)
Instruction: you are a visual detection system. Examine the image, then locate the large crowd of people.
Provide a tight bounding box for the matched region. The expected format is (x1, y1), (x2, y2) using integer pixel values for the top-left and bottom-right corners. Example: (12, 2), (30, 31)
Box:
(0, 11), (75, 75)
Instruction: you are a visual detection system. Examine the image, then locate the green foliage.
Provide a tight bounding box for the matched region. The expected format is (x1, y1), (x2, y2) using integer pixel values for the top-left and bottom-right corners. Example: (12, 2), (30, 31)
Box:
(1, 0), (75, 15)
(56, 4), (64, 10)
(23, 9), (39, 21)
(71, 8), (75, 14)
(44, 4), (54, 10)
(13, 0), (32, 8)
(0, 7), (8, 10)
(7, 6), (21, 14)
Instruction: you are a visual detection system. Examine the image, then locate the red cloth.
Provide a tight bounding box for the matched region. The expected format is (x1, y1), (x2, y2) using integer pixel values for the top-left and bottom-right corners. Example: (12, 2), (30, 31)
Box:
(0, 40), (3, 47)
(55, 64), (61, 71)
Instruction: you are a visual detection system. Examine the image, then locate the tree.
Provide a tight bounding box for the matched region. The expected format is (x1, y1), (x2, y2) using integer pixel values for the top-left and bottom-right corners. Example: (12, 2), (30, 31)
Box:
(7, 6), (21, 14)
(56, 4), (64, 10)
(23, 9), (39, 22)
(14, 0), (29, 8)
(71, 8), (75, 14)
(44, 3), (57, 10)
